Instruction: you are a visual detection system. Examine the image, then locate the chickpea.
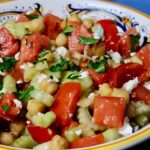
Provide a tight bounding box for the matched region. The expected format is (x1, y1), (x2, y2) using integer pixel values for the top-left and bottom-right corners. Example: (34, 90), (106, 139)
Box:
(98, 83), (113, 96)
(55, 33), (68, 46)
(68, 14), (81, 23)
(82, 18), (93, 29)
(10, 120), (25, 136)
(39, 78), (58, 95)
(27, 99), (45, 116)
(0, 132), (14, 145)
(111, 88), (129, 104)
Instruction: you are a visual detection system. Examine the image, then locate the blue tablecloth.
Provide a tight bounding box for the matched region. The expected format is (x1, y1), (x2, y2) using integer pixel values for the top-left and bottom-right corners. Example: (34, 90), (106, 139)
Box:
(111, 0), (150, 15)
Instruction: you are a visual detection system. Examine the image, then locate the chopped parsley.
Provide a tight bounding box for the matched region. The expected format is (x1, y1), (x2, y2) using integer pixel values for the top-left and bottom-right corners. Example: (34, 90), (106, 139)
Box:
(2, 105), (10, 112)
(67, 72), (80, 80)
(18, 86), (34, 101)
(0, 57), (17, 72)
(25, 14), (39, 19)
(38, 51), (49, 57)
(33, 59), (47, 64)
(129, 34), (140, 52)
(0, 82), (3, 90)
(79, 36), (99, 45)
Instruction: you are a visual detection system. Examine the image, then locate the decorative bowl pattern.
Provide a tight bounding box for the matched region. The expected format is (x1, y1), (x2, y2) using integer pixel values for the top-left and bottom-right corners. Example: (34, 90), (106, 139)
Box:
(0, 0), (150, 149)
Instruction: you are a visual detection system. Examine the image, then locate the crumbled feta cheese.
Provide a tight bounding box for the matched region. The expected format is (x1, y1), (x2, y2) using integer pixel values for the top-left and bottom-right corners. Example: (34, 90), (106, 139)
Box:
(14, 52), (20, 60)
(91, 56), (99, 62)
(56, 46), (68, 58)
(20, 63), (34, 69)
(107, 50), (122, 64)
(0, 71), (6, 76)
(75, 129), (82, 135)
(13, 99), (22, 108)
(143, 81), (150, 90)
(118, 117), (133, 136)
(122, 77), (139, 94)
(79, 71), (89, 79)
(0, 58), (3, 62)
(130, 52), (136, 57)
(48, 76), (59, 83)
(16, 80), (23, 84)
(92, 24), (104, 39)
(37, 74), (48, 83)
(88, 92), (95, 99)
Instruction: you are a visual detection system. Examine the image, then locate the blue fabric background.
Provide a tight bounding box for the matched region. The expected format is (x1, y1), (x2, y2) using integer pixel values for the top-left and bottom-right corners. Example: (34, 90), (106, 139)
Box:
(111, 0), (150, 15)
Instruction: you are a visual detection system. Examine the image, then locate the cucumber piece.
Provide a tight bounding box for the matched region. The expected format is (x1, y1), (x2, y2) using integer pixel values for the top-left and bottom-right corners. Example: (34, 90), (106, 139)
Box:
(44, 69), (61, 79)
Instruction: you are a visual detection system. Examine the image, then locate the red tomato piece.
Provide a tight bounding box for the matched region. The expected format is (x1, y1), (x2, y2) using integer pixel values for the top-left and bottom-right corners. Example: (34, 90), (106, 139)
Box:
(136, 45), (150, 69)
(69, 134), (104, 149)
(132, 84), (150, 104)
(0, 93), (21, 121)
(109, 63), (146, 88)
(51, 82), (81, 126)
(0, 28), (19, 57)
(118, 27), (139, 57)
(27, 125), (55, 143)
(85, 68), (108, 86)
(93, 96), (126, 128)
(141, 70), (150, 81)
(19, 33), (50, 62)
(44, 13), (62, 39)
(68, 25), (92, 53)
(98, 20), (120, 52)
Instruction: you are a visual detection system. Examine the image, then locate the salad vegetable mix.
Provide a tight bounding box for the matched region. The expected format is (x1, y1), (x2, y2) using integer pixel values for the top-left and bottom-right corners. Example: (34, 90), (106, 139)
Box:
(0, 8), (150, 149)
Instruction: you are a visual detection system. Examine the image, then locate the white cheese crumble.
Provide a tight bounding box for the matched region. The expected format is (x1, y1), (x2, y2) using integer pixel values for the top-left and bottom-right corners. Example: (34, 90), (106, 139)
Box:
(13, 99), (22, 109)
(91, 56), (99, 62)
(122, 77), (139, 94)
(79, 71), (89, 79)
(56, 46), (68, 58)
(92, 24), (104, 39)
(48, 76), (59, 83)
(88, 92), (95, 99)
(20, 63), (34, 69)
(107, 50), (122, 64)
(14, 52), (20, 60)
(75, 129), (82, 135)
(37, 74), (48, 83)
(0, 58), (3, 62)
(130, 52), (136, 57)
(16, 80), (23, 84)
(118, 117), (133, 136)
(143, 81), (150, 90)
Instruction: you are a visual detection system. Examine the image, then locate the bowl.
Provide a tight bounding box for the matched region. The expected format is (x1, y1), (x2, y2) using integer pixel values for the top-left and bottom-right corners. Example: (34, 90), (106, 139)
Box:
(0, 0), (150, 149)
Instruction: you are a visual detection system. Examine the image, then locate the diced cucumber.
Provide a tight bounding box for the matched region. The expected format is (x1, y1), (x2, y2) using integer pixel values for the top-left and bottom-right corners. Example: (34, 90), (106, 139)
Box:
(35, 61), (49, 71)
(44, 69), (61, 79)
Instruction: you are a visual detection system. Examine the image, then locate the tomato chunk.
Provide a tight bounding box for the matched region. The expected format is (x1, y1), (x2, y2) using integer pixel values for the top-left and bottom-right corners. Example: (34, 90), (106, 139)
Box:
(0, 28), (19, 57)
(44, 13), (62, 39)
(98, 20), (119, 52)
(19, 33), (50, 62)
(0, 93), (21, 121)
(51, 82), (81, 126)
(110, 63), (146, 88)
(118, 27), (139, 57)
(27, 125), (55, 143)
(68, 25), (92, 53)
(93, 96), (126, 128)
(136, 45), (150, 69)
(132, 84), (150, 104)
(69, 134), (104, 149)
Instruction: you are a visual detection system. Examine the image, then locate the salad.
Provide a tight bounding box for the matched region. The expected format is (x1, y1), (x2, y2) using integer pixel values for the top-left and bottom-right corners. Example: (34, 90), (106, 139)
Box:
(0, 8), (150, 150)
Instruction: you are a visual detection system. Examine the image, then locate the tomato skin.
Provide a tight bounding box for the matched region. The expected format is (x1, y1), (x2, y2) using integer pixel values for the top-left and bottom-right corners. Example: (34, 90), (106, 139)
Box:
(93, 96), (126, 128)
(68, 25), (92, 53)
(132, 84), (150, 104)
(109, 63), (146, 88)
(69, 134), (104, 149)
(136, 45), (150, 69)
(51, 82), (81, 126)
(0, 93), (21, 121)
(118, 27), (139, 57)
(19, 33), (50, 62)
(0, 28), (19, 57)
(98, 20), (119, 52)
(27, 125), (55, 143)
(44, 13), (62, 39)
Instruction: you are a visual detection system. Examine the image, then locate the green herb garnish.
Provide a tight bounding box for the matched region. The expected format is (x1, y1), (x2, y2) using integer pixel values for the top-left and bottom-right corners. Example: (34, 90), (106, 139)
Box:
(129, 34), (140, 52)
(67, 73), (80, 80)
(25, 14), (39, 19)
(33, 59), (47, 64)
(63, 26), (74, 35)
(87, 56), (107, 73)
(0, 57), (17, 72)
(39, 51), (48, 57)
(19, 86), (34, 101)
(0, 82), (3, 90)
(79, 36), (99, 45)
(2, 105), (10, 112)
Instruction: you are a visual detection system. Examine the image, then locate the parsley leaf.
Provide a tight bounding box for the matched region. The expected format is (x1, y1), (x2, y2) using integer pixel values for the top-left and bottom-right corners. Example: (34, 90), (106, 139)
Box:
(79, 36), (99, 44)
(67, 73), (80, 80)
(129, 34), (140, 52)
(39, 51), (48, 57)
(2, 105), (10, 112)
(63, 26), (74, 35)
(25, 14), (39, 19)
(0, 57), (17, 72)
(87, 56), (107, 73)
(33, 59), (47, 64)
(0, 82), (3, 90)
(50, 59), (71, 72)
(19, 86), (34, 101)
